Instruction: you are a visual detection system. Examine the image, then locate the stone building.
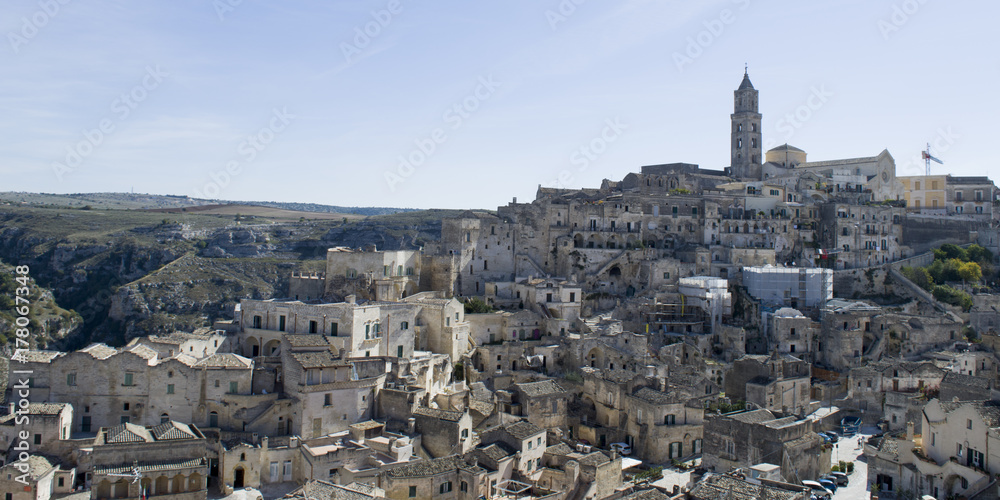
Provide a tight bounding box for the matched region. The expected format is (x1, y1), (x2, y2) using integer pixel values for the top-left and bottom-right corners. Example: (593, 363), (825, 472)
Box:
(509, 379), (569, 430)
(0, 403), (72, 462)
(702, 409), (829, 484)
(817, 299), (882, 371)
(766, 308), (819, 361)
(724, 354), (811, 416)
(0, 455), (70, 500)
(86, 420), (209, 500)
(478, 420), (547, 481)
(378, 455), (492, 500)
(847, 360), (943, 427)
(623, 387), (704, 463)
(411, 407), (473, 458)
(865, 400), (1000, 499)
(7, 344), (256, 433)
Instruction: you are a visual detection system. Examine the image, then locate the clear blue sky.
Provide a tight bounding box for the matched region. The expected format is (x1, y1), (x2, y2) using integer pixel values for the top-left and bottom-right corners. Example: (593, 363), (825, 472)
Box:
(2, 0), (997, 209)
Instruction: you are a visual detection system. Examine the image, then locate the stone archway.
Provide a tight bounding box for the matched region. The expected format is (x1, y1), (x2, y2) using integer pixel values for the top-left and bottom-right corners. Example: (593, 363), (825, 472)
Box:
(263, 339), (281, 356)
(155, 475), (169, 495)
(234, 467), (245, 488)
(172, 474), (185, 493)
(246, 337), (260, 357)
(96, 480), (111, 499)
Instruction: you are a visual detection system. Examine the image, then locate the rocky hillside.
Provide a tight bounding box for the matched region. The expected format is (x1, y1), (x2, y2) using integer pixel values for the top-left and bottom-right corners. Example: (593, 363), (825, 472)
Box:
(0, 205), (463, 348)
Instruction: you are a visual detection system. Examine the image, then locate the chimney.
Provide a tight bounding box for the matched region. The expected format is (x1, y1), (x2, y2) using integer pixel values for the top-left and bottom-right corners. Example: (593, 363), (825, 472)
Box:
(346, 295), (356, 305)
(407, 417), (416, 434)
(906, 421), (915, 442)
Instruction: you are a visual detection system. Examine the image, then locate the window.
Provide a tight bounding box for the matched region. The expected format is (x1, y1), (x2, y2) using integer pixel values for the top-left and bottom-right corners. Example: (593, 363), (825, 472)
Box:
(397, 345), (404, 357)
(665, 414), (676, 425)
(67, 373), (76, 386)
(252, 315), (262, 328)
(167, 384), (175, 394)
(569, 292), (575, 302)
(82, 416), (91, 432)
(309, 320), (318, 333)
(968, 419), (973, 429)
(161, 413), (169, 424)
(215, 380), (220, 388)
(209, 412), (218, 427)
(33, 433), (41, 445)
(121, 416), (130, 424)
(123, 373), (134, 386)
(460, 481), (468, 493)
(957, 443), (963, 457)
(123, 402), (130, 411)
(669, 441), (683, 459)
(409, 486), (417, 498)
(58, 477), (64, 487)
(325, 394), (332, 406)
(461, 429), (469, 439)
(440, 482), (453, 494)
(330, 322), (338, 336)
(401, 321), (409, 330)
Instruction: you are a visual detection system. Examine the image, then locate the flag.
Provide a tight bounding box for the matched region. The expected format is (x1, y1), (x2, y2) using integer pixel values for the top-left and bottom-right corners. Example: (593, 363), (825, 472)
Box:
(140, 487), (146, 500)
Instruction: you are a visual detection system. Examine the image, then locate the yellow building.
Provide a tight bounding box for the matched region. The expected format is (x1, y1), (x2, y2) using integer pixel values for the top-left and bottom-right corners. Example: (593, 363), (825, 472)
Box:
(899, 175), (946, 212)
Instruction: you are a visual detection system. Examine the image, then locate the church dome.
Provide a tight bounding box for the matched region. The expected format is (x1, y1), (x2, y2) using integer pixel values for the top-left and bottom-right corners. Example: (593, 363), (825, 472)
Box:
(765, 144), (807, 167)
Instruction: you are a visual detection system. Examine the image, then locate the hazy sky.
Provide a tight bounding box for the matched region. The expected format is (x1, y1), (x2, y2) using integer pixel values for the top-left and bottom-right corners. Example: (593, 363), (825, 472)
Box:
(2, 0), (997, 209)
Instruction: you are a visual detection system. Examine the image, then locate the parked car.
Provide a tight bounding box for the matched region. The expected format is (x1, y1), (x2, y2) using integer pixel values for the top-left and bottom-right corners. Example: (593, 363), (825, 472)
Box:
(817, 432), (831, 443)
(802, 480), (832, 499)
(830, 471), (849, 485)
(610, 442), (632, 456)
(824, 431), (839, 443)
(818, 478), (838, 493)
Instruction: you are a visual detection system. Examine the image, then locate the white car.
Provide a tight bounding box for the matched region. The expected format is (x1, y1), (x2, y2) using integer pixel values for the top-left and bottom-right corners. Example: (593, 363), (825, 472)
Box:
(802, 480), (832, 499)
(610, 442), (632, 455)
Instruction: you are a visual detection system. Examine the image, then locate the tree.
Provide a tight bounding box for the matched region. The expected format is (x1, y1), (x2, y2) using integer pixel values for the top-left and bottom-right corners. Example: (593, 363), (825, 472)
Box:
(937, 243), (968, 262)
(464, 297), (494, 314)
(901, 266), (934, 291)
(967, 244), (994, 264)
(958, 261), (982, 283)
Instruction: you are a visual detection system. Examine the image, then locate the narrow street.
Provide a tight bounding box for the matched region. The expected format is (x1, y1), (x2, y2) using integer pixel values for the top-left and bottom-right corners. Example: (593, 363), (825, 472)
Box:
(831, 427), (877, 500)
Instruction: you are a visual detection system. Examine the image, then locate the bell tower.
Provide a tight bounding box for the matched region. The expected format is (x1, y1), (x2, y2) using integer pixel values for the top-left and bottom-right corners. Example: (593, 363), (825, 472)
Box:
(731, 68), (762, 180)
